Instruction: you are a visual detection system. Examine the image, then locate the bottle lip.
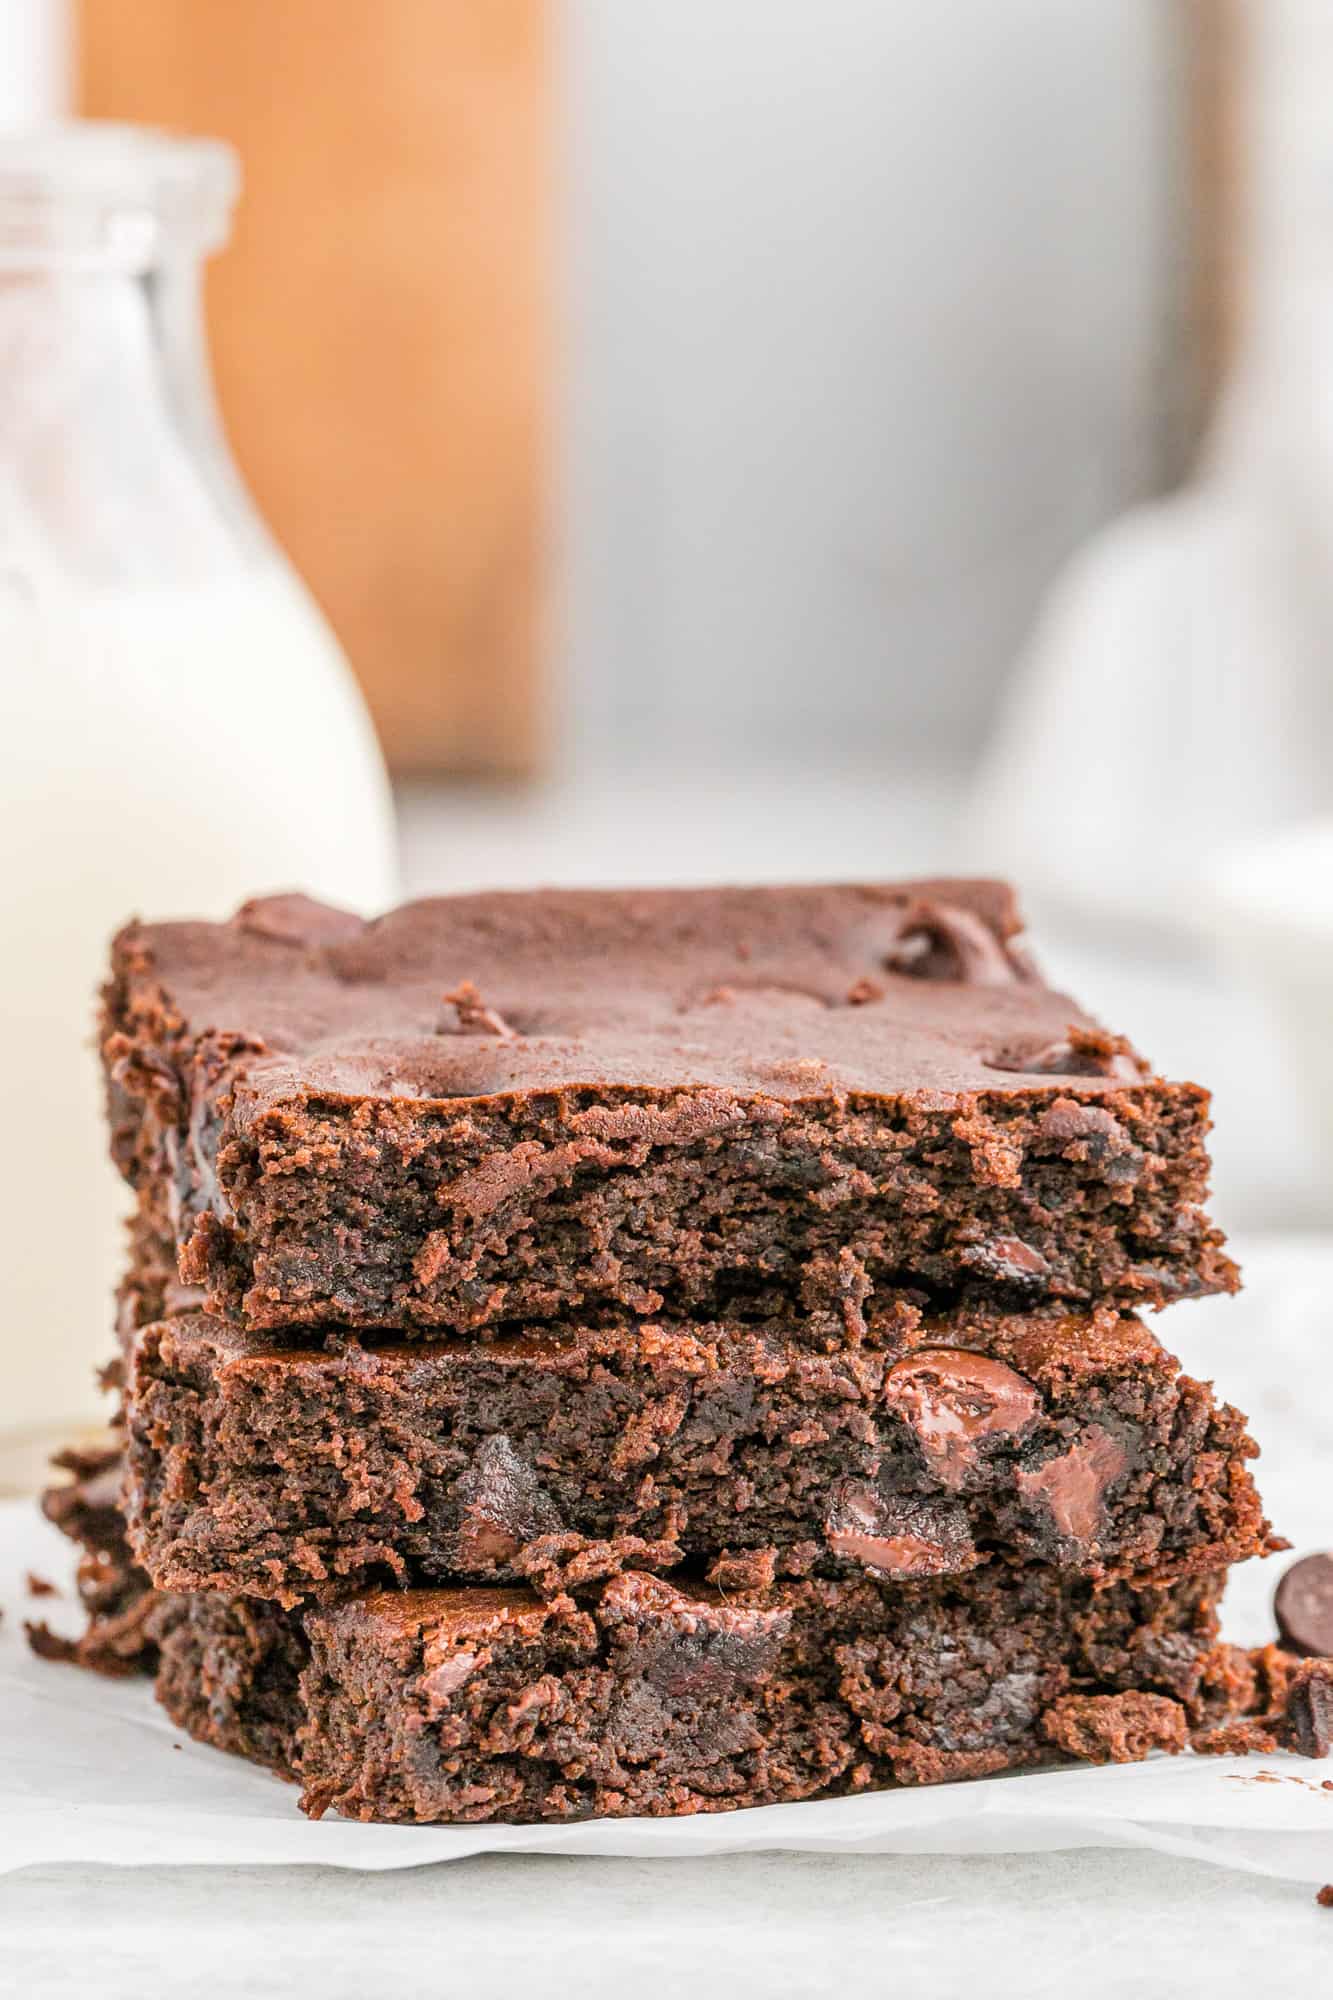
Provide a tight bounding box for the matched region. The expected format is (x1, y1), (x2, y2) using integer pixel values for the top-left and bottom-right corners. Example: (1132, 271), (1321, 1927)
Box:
(0, 121), (239, 270)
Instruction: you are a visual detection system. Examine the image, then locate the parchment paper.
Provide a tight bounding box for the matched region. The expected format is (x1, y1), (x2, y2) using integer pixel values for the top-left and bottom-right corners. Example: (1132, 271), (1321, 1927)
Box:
(3, 1239), (1331, 1880)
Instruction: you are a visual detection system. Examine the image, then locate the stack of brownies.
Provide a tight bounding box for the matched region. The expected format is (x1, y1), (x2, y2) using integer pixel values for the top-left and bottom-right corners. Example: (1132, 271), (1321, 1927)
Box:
(39, 880), (1281, 1821)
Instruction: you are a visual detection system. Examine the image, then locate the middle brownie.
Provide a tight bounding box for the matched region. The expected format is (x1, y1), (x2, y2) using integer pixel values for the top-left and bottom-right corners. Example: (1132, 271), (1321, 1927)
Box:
(123, 1305), (1271, 1602)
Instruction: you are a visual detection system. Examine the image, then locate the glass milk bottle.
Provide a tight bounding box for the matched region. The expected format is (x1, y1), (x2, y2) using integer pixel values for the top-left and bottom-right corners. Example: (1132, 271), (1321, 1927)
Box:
(0, 125), (399, 1454)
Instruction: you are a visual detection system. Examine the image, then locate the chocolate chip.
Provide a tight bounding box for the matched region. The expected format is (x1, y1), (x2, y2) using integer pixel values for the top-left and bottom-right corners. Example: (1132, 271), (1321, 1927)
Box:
(605, 1574), (789, 1701)
(882, 1349), (1041, 1488)
(1285, 1661), (1333, 1758)
(881, 900), (1030, 986)
(421, 1648), (484, 1705)
(958, 1235), (1051, 1293)
(823, 1482), (978, 1576)
(985, 1028), (1146, 1081)
(452, 1436), (563, 1569)
(1016, 1426), (1130, 1546)
(1035, 1100), (1143, 1185)
(935, 1671), (1046, 1751)
(1275, 1553), (1333, 1656)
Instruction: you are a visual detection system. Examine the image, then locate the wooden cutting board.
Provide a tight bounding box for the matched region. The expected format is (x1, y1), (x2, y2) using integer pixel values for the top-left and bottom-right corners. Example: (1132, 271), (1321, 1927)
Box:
(78, 0), (545, 776)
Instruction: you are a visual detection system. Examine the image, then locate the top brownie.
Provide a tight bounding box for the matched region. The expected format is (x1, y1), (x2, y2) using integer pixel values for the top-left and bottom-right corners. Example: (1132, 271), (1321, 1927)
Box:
(102, 881), (1235, 1332)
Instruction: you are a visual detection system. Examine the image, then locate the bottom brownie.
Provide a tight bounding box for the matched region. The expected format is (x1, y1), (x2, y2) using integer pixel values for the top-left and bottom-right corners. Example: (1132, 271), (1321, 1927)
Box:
(28, 1445), (159, 1679)
(146, 1564), (1225, 1823)
(33, 1458), (1248, 1825)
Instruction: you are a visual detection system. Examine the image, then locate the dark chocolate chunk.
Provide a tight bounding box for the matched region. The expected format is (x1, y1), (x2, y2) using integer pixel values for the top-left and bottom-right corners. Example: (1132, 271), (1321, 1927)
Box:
(958, 1235), (1051, 1291)
(607, 1574), (790, 1701)
(452, 1436), (563, 1569)
(1016, 1426), (1130, 1546)
(1285, 1660), (1333, 1759)
(823, 1482), (978, 1577)
(882, 900), (1031, 985)
(985, 1027), (1146, 1081)
(882, 1348), (1041, 1488)
(1035, 1100), (1144, 1185)
(1275, 1553), (1333, 1657)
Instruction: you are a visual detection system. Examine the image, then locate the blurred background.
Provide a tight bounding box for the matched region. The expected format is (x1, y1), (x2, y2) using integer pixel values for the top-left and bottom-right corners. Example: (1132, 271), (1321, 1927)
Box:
(1, 0), (1331, 1455)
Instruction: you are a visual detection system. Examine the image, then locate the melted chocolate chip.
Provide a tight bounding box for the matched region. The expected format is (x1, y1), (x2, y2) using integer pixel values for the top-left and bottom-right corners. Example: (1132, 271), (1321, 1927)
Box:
(421, 1648), (484, 1705)
(1016, 1426), (1129, 1546)
(608, 1576), (789, 1701)
(452, 1436), (563, 1569)
(823, 1483), (978, 1577)
(1275, 1553), (1333, 1657)
(985, 1028), (1145, 1081)
(1035, 1100), (1143, 1185)
(881, 900), (1030, 986)
(958, 1235), (1051, 1292)
(882, 1349), (1041, 1488)
(935, 1670), (1045, 1751)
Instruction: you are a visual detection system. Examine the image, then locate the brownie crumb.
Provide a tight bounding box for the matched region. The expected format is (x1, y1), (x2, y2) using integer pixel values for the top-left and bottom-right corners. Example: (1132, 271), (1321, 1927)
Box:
(1042, 1690), (1189, 1764)
(1194, 1642), (1258, 1721)
(25, 1572), (57, 1599)
(1317, 1885), (1333, 1909)
(1283, 1659), (1333, 1759)
(706, 1547), (779, 1594)
(1190, 1719), (1280, 1756)
(24, 1622), (78, 1665)
(513, 1525), (684, 1597)
(1248, 1642), (1302, 1716)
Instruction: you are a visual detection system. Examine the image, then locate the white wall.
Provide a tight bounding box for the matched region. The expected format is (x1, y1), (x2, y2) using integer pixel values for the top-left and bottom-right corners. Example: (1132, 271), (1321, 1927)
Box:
(562, 0), (1188, 763)
(1, 0), (1186, 770)
(0, 0), (66, 126)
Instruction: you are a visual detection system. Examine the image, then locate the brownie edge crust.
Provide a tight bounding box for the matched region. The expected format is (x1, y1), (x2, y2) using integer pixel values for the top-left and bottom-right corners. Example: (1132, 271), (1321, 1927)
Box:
(103, 883), (1236, 1331)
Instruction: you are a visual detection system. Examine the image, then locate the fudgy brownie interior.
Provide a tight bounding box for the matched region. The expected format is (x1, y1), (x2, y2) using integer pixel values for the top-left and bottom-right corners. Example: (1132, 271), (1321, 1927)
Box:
(102, 885), (1235, 1333)
(124, 1306), (1272, 1602)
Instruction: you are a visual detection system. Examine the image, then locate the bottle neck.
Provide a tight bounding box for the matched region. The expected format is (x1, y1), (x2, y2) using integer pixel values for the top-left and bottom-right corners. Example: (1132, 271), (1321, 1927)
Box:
(147, 254), (270, 559)
(0, 254), (268, 594)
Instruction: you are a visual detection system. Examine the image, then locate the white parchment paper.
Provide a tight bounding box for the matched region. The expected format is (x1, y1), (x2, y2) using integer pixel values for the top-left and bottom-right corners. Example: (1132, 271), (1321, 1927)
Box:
(3, 1240), (1332, 1880)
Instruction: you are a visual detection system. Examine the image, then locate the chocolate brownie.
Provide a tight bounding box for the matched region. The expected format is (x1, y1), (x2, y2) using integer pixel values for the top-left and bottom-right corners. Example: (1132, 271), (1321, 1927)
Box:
(34, 1455), (1282, 1823)
(123, 1306), (1272, 1601)
(102, 884), (1235, 1334)
(29, 1447), (159, 1679)
(152, 1564), (1226, 1822)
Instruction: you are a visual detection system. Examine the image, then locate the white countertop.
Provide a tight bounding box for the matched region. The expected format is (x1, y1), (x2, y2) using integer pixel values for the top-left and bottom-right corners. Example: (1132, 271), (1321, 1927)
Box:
(4, 1847), (1329, 2000)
